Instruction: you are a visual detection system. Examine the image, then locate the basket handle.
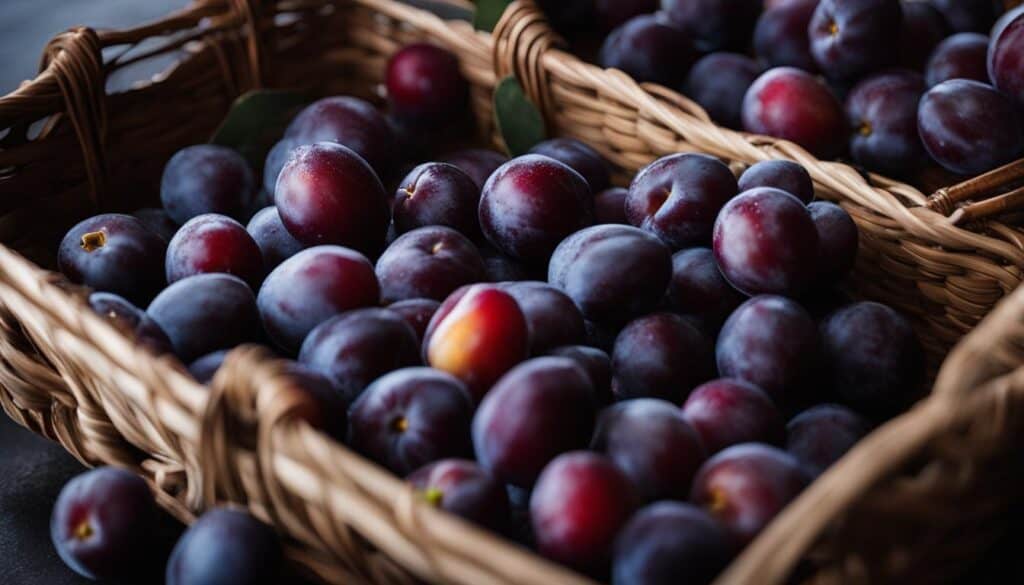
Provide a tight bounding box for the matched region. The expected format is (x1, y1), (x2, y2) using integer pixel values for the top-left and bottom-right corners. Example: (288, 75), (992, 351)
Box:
(491, 0), (560, 128)
(926, 157), (1024, 223)
(29, 27), (109, 210)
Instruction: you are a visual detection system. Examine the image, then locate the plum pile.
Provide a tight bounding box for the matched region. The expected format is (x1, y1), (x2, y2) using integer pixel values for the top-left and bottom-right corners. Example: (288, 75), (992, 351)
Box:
(545, 0), (1024, 179)
(50, 40), (928, 585)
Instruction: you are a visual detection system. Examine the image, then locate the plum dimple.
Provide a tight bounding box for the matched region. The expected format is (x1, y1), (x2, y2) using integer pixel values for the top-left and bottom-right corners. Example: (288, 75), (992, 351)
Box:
(348, 367), (474, 475)
(626, 153), (738, 250)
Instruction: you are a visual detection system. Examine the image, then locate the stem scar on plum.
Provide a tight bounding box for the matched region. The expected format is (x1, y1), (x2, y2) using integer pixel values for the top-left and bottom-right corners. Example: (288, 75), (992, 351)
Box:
(80, 231), (107, 252)
(74, 519), (94, 541)
(709, 487), (729, 514)
(423, 488), (444, 506)
(392, 415), (409, 432)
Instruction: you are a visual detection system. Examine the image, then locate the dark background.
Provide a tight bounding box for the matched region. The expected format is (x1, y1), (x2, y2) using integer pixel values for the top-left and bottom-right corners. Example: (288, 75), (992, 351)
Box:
(1, 1), (1022, 584)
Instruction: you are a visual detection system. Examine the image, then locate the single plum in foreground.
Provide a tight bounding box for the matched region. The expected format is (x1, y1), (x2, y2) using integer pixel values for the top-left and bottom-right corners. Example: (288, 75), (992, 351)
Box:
(612, 502), (734, 585)
(530, 452), (639, 576)
(690, 444), (809, 547)
(424, 284), (530, 402)
(473, 357), (595, 488)
(51, 467), (157, 580)
(348, 367), (473, 475)
(592, 398), (706, 502)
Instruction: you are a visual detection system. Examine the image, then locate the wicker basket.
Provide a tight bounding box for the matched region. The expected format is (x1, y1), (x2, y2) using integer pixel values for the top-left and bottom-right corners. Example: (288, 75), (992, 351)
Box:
(1, 0), (1023, 583)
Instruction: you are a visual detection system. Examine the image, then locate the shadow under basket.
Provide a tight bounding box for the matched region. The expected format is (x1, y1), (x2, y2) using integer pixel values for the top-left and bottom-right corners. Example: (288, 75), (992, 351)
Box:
(1, 0), (1024, 584)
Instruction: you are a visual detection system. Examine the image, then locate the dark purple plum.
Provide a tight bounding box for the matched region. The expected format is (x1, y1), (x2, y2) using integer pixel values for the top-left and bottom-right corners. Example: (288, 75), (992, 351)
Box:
(716, 295), (818, 406)
(349, 367), (473, 475)
(165, 214), (264, 289)
(499, 281), (586, 354)
(246, 206), (304, 270)
(713, 188), (819, 296)
(691, 444), (809, 546)
(274, 142), (390, 255)
(742, 67), (848, 158)
(682, 378), (785, 454)
(548, 345), (613, 406)
(612, 502), (734, 585)
(166, 508), (281, 585)
(88, 292), (173, 355)
(737, 160), (814, 204)
(132, 208), (178, 241)
(408, 459), (511, 533)
(925, 33), (989, 87)
(666, 248), (746, 328)
(808, 201), (858, 286)
(549, 225), (673, 324)
(988, 5), (1024, 107)
(845, 71), (928, 176)
(662, 0), (763, 52)
(595, 0), (660, 32)
(820, 301), (924, 418)
(479, 154), (593, 263)
(58, 214), (166, 304)
(594, 187), (629, 224)
(933, 0), (999, 33)
(684, 53), (762, 129)
(299, 308), (420, 403)
(423, 284), (530, 402)
(598, 14), (697, 87)
(808, 0), (903, 81)
(529, 138), (612, 193)
(284, 95), (396, 175)
(258, 246), (380, 354)
(375, 226), (486, 303)
(441, 149), (509, 189)
(147, 273), (260, 362)
(786, 403), (870, 475)
(626, 153), (738, 250)
(386, 43), (469, 126)
(387, 298), (440, 343)
(898, 1), (950, 70)
(592, 398), (707, 502)
(473, 357), (595, 488)
(392, 162), (481, 238)
(753, 0), (820, 72)
(160, 144), (255, 224)
(918, 79), (1024, 175)
(530, 452), (639, 576)
(188, 350), (230, 384)
(50, 467), (158, 580)
(612, 313), (715, 403)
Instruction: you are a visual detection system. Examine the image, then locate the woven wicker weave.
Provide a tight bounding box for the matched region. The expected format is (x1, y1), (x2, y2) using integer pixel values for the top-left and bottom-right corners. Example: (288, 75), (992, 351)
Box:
(1, 0), (1023, 583)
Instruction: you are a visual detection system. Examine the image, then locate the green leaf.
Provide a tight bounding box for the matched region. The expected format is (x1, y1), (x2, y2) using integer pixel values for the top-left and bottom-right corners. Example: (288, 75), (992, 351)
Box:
(473, 0), (512, 32)
(493, 76), (546, 156)
(210, 89), (308, 168)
